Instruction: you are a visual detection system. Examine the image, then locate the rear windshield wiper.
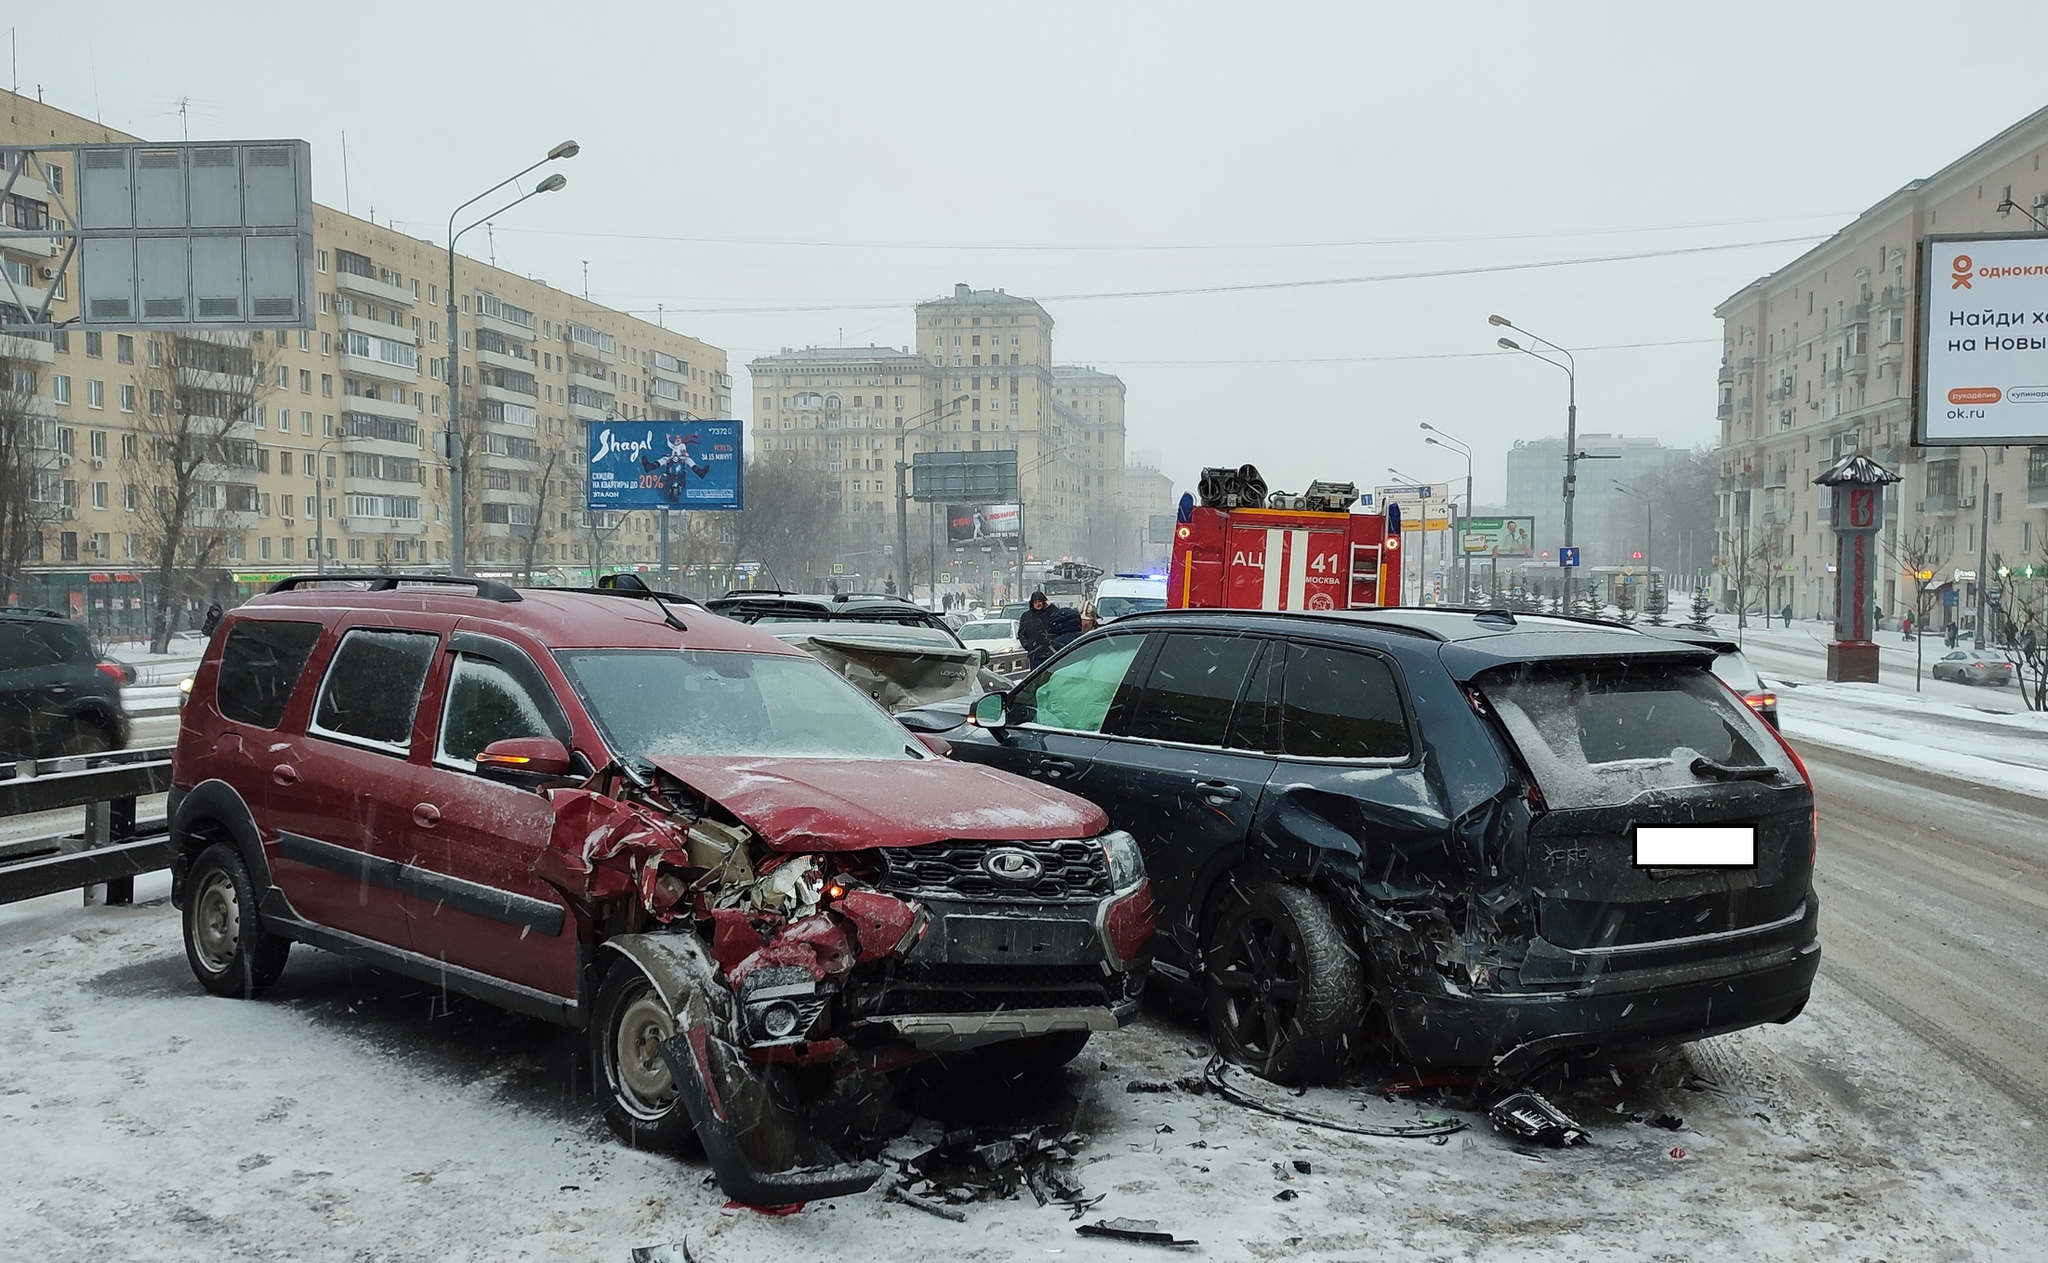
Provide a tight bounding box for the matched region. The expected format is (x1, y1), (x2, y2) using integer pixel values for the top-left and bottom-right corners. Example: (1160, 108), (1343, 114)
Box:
(1690, 756), (1781, 783)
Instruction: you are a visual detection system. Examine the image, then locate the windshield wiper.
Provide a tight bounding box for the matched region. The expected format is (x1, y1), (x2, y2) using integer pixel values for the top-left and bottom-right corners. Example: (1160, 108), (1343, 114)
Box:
(1690, 756), (1781, 783)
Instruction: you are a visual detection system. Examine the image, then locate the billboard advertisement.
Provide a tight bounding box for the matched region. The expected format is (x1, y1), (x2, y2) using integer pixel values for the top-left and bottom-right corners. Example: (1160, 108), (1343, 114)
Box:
(945, 503), (1020, 545)
(586, 419), (743, 511)
(1459, 516), (1535, 556)
(1918, 233), (2048, 445)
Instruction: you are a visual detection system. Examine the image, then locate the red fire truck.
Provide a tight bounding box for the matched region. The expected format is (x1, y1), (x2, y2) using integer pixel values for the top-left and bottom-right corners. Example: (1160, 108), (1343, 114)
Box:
(1168, 478), (1403, 613)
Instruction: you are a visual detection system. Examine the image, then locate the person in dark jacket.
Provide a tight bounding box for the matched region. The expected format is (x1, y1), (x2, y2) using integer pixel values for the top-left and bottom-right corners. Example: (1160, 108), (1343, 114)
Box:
(1018, 591), (1057, 668)
(201, 602), (224, 637)
(1047, 601), (1083, 654)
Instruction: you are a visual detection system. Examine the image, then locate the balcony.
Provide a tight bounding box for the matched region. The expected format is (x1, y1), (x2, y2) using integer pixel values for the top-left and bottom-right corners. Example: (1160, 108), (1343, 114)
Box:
(1879, 285), (1910, 309)
(1923, 493), (1959, 515)
(0, 331), (55, 364)
(571, 370), (612, 395)
(340, 392), (416, 422)
(1841, 352), (1868, 379)
(1717, 402), (1733, 420)
(340, 310), (419, 345)
(481, 381), (539, 408)
(1717, 365), (1735, 385)
(2029, 481), (2048, 506)
(336, 269), (415, 309)
(340, 348), (418, 386)
(1877, 345), (1905, 372)
(476, 346), (533, 375)
(1844, 300), (1870, 324)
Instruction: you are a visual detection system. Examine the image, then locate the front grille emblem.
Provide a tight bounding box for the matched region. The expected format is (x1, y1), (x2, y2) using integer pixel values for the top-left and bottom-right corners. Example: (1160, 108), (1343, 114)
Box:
(982, 847), (1045, 885)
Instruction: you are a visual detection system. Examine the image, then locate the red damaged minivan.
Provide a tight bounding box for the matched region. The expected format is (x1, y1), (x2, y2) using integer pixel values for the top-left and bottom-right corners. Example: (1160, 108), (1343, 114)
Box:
(166, 575), (1153, 1204)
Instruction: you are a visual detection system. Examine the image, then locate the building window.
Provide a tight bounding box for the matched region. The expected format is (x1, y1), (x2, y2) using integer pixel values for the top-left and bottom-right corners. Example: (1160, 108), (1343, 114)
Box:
(121, 433), (136, 460)
(300, 369), (312, 394)
(119, 383), (135, 412)
(87, 379), (103, 409)
(52, 374), (68, 404)
(85, 331), (101, 358)
(91, 482), (107, 510)
(116, 335), (133, 364)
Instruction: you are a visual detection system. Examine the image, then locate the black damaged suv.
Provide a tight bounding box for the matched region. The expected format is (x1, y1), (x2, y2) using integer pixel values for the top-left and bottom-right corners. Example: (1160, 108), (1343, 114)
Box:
(936, 608), (1819, 1084)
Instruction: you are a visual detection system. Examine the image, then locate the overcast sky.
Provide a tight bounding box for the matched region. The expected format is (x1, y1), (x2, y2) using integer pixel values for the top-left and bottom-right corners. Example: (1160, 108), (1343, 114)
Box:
(14, 2), (2048, 504)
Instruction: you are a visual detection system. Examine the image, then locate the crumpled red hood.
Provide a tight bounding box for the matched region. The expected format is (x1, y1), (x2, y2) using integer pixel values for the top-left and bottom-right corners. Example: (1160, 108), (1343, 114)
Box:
(648, 755), (1108, 851)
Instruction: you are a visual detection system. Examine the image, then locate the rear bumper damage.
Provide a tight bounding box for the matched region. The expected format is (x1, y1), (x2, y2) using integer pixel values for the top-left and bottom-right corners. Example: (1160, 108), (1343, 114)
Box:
(1381, 898), (1821, 1082)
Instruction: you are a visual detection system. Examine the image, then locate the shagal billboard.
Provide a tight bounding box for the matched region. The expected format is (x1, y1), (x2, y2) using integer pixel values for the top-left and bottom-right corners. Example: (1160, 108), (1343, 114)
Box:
(586, 419), (743, 510)
(1919, 233), (2048, 445)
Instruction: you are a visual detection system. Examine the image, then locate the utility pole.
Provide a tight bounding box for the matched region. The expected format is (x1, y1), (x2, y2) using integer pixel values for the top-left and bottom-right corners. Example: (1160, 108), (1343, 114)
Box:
(1975, 447), (1994, 649)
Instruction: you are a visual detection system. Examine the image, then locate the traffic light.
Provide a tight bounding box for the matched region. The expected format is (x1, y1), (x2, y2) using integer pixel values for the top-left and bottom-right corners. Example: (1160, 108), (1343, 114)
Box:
(1632, 551), (1643, 560)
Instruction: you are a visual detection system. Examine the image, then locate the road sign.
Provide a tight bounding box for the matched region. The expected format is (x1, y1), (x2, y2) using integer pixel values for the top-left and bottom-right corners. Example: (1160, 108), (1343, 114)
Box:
(1559, 546), (1581, 568)
(831, 563), (846, 575)
(911, 450), (1019, 502)
(1, 140), (317, 331)
(939, 572), (953, 583)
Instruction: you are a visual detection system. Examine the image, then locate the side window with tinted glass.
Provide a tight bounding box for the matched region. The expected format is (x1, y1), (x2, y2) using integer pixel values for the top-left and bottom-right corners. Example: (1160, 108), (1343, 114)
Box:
(1009, 633), (1147, 733)
(1114, 633), (1265, 747)
(216, 620), (323, 729)
(311, 628), (438, 750)
(1281, 643), (1411, 761)
(436, 653), (568, 768)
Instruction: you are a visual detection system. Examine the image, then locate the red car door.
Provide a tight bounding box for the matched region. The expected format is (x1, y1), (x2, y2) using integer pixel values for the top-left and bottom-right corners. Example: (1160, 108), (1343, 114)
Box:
(264, 620), (443, 950)
(403, 631), (582, 999)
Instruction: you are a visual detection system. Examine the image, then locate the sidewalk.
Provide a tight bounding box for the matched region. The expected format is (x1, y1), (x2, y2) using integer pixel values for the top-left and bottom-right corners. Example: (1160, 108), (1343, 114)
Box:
(1706, 617), (2048, 798)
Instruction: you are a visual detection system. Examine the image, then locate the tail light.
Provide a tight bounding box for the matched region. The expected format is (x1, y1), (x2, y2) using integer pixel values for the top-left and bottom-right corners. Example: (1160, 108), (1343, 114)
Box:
(1743, 691), (1776, 712)
(95, 661), (126, 685)
(1714, 675), (1814, 865)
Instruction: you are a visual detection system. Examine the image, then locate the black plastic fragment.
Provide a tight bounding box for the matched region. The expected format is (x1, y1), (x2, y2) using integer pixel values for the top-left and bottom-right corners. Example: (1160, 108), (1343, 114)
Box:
(1486, 1090), (1590, 1147)
(1077, 1218), (1200, 1248)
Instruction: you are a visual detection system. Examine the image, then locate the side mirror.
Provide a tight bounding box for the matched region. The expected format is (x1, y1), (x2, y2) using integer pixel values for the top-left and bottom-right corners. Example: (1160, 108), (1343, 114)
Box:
(973, 646), (990, 668)
(476, 736), (572, 777)
(970, 691), (1007, 729)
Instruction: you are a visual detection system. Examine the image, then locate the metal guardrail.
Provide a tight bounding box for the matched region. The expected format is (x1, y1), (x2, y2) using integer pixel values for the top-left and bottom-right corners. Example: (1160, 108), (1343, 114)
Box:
(0, 745), (175, 907)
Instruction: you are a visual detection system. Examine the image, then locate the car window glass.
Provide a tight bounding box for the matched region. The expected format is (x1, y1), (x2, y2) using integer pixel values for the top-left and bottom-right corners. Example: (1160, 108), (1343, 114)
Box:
(557, 649), (920, 760)
(436, 654), (561, 768)
(31, 622), (91, 663)
(1281, 643), (1411, 760)
(1225, 642), (1282, 753)
(1707, 649), (1763, 693)
(1115, 633), (1263, 746)
(1484, 663), (1796, 810)
(216, 620), (323, 729)
(0, 623), (64, 671)
(311, 628), (438, 748)
(1009, 634), (1147, 733)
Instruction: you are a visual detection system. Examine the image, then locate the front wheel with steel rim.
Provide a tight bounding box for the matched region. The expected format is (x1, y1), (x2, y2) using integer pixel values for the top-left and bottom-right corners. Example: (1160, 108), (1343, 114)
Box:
(1203, 880), (1362, 1086)
(593, 963), (702, 1155)
(181, 842), (291, 998)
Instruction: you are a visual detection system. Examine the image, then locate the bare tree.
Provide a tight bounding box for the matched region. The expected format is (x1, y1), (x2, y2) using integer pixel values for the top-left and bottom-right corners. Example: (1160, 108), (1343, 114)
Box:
(723, 452), (839, 589)
(131, 333), (271, 652)
(1883, 526), (1948, 641)
(515, 447), (563, 585)
(1720, 524), (1786, 630)
(0, 350), (60, 603)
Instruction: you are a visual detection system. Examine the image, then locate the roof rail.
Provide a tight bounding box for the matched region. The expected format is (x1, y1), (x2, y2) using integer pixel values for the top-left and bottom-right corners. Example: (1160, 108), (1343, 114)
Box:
(717, 588), (793, 598)
(1, 606), (73, 620)
(264, 574), (523, 602)
(555, 585), (704, 609)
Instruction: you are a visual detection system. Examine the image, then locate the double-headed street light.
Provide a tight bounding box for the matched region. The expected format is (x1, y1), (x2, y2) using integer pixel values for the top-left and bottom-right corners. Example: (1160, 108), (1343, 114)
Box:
(445, 141), (578, 576)
(1420, 422), (1474, 603)
(1490, 314), (1580, 606)
(894, 394), (972, 601)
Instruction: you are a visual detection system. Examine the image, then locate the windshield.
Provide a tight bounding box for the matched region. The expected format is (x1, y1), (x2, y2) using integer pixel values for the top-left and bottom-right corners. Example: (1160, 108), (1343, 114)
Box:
(1096, 595), (1166, 621)
(1483, 662), (1795, 809)
(957, 621), (1015, 641)
(555, 648), (922, 760)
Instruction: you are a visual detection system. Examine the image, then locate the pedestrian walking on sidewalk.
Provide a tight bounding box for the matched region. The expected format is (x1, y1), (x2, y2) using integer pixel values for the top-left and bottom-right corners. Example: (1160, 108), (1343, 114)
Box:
(1902, 612), (1913, 641)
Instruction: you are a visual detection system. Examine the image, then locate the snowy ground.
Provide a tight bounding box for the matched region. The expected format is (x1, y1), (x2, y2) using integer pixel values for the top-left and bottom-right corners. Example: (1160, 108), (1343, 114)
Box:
(3, 869), (2045, 1263)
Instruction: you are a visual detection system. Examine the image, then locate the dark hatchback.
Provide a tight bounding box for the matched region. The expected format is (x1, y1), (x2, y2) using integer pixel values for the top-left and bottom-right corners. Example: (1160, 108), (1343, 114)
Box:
(927, 608), (1820, 1084)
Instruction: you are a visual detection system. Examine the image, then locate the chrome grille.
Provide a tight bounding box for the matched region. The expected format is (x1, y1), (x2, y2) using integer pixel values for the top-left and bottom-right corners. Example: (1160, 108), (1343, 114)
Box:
(879, 837), (1111, 901)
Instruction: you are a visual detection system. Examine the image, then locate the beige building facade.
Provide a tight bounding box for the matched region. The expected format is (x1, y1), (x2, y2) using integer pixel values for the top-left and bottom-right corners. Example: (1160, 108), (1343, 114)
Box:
(1, 90), (727, 624)
(1715, 105), (2048, 625)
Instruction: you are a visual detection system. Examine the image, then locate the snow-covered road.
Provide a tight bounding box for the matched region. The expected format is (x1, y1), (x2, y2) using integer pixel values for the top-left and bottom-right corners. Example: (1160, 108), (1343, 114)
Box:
(6, 741), (2047, 1263)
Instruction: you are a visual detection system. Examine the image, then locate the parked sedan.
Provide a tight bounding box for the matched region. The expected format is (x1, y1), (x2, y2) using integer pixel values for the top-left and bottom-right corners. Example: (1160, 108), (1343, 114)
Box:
(1932, 649), (2014, 686)
(957, 617), (1029, 677)
(934, 607), (1819, 1087)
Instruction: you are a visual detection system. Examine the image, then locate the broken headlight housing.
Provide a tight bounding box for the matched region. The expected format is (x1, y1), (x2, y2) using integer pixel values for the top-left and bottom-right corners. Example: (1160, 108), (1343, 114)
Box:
(1097, 830), (1144, 892)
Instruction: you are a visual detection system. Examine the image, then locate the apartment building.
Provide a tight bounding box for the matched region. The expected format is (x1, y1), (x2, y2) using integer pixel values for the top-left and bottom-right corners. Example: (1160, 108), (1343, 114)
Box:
(1715, 104), (2048, 623)
(0, 91), (728, 627)
(1120, 461), (1175, 570)
(747, 343), (940, 574)
(1053, 364), (1129, 560)
(1503, 433), (1687, 569)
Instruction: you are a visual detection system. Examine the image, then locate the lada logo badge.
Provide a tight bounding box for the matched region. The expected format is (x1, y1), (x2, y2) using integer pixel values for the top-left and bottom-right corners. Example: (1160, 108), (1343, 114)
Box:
(982, 847), (1044, 884)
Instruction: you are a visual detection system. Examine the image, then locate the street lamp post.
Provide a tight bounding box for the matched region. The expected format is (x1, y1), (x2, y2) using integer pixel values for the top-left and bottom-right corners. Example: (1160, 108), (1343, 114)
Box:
(309, 436), (342, 571)
(445, 141), (577, 577)
(1615, 481), (1654, 615)
(1421, 423), (1474, 603)
(1388, 464), (1441, 605)
(1490, 315), (1578, 607)
(894, 394), (970, 604)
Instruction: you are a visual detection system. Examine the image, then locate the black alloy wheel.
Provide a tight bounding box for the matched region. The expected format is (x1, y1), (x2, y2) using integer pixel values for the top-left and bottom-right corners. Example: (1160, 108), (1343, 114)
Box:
(1203, 881), (1361, 1086)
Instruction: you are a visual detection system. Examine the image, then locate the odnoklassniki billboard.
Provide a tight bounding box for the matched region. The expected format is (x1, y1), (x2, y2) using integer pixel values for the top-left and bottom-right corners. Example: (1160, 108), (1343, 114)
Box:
(1918, 232), (2048, 446)
(586, 419), (743, 511)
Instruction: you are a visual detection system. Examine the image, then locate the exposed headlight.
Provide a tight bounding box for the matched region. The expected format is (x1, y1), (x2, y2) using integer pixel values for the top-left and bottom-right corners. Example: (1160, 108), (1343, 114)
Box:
(1097, 829), (1144, 891)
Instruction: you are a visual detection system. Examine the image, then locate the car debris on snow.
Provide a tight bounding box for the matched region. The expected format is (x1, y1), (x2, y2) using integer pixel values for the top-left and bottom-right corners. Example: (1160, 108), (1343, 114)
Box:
(1486, 1090), (1591, 1147)
(1075, 1217), (1200, 1248)
(890, 1125), (1102, 1220)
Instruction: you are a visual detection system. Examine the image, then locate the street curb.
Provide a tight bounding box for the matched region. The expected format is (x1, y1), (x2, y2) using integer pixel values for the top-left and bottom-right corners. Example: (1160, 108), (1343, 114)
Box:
(1792, 733), (2048, 811)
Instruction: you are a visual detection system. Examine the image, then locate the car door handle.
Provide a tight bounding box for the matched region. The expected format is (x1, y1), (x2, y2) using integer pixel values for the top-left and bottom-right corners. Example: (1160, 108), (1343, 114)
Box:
(1194, 780), (1242, 803)
(271, 764), (299, 787)
(412, 803), (441, 829)
(1036, 758), (1078, 779)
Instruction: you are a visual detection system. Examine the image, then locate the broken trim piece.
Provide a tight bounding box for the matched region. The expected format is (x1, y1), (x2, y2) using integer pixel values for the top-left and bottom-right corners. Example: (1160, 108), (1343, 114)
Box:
(1201, 1057), (1467, 1140)
(879, 1006), (1118, 1051)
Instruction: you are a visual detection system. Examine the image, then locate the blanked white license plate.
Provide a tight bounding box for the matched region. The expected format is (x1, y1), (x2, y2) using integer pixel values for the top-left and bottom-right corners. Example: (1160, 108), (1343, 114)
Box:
(1634, 825), (1756, 869)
